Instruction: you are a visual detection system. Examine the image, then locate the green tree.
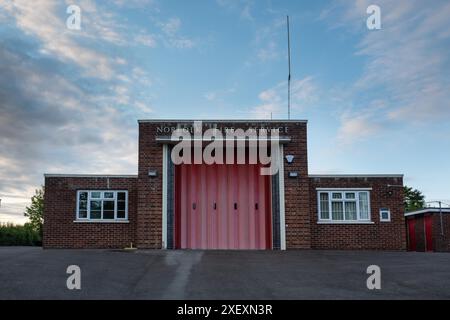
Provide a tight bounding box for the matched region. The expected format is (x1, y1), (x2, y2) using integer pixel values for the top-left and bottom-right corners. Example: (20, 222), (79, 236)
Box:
(24, 187), (44, 236)
(403, 186), (425, 212)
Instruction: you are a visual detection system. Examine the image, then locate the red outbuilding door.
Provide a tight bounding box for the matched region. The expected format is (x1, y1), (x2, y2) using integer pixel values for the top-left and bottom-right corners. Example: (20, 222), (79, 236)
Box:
(407, 219), (416, 251)
(175, 163), (272, 249)
(424, 215), (433, 252)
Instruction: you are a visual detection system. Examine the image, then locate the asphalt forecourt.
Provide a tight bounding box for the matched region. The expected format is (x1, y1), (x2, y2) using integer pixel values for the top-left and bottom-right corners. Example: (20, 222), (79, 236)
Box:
(1, 247), (450, 300)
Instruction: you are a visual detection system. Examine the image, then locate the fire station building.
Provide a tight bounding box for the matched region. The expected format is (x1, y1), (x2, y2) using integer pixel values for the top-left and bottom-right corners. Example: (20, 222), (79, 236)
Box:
(43, 120), (406, 250)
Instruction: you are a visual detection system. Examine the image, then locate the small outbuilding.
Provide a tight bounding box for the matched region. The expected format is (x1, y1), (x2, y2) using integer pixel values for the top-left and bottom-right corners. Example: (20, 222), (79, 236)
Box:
(405, 208), (450, 252)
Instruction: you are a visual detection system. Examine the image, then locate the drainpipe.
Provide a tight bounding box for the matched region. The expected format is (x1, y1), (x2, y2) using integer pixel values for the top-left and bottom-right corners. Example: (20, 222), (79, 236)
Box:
(439, 201), (444, 236)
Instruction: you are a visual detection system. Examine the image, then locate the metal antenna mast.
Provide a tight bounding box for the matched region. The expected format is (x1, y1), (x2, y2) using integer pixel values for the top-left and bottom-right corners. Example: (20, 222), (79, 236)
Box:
(287, 15), (291, 120)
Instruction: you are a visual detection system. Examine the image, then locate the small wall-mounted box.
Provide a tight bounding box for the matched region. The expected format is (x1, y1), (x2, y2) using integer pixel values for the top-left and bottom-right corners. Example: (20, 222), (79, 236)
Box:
(288, 171), (298, 178)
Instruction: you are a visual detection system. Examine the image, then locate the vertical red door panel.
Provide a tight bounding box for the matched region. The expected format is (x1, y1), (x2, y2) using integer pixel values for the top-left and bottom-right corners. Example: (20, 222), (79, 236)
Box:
(237, 164), (248, 249)
(248, 164), (256, 249)
(206, 164), (216, 249)
(227, 164), (237, 249)
(425, 215), (433, 252)
(199, 164), (208, 248)
(407, 219), (416, 251)
(217, 164), (227, 249)
(175, 162), (271, 249)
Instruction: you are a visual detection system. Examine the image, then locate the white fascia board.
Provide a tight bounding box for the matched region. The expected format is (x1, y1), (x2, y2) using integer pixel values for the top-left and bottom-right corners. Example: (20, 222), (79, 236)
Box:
(44, 174), (137, 178)
(309, 174), (403, 178)
(316, 187), (373, 191)
(405, 209), (450, 217)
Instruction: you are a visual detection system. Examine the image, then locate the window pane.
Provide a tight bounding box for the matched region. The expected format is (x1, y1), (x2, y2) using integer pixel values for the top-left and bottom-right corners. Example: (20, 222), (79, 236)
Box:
(103, 210), (114, 219)
(78, 192), (88, 219)
(117, 201), (125, 211)
(102, 200), (115, 219)
(332, 193), (342, 199)
(345, 192), (355, 199)
(79, 200), (87, 211)
(117, 192), (127, 219)
(104, 192), (114, 198)
(331, 202), (344, 220)
(79, 210), (87, 219)
(90, 199), (101, 219)
(91, 192), (101, 199)
(359, 192), (369, 219)
(117, 210), (126, 219)
(90, 210), (101, 219)
(319, 193), (329, 219)
(79, 192), (88, 201)
(90, 200), (101, 211)
(103, 200), (115, 211)
(345, 202), (357, 220)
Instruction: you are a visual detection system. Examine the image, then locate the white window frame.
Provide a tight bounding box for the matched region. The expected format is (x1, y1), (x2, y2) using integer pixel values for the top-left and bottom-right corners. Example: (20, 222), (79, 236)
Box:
(76, 190), (128, 222)
(317, 189), (372, 224)
(379, 208), (391, 222)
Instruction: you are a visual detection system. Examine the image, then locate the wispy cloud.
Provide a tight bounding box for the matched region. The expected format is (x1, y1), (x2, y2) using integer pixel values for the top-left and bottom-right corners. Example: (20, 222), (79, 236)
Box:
(251, 17), (286, 64)
(257, 40), (279, 61)
(204, 87), (236, 102)
(0, 43), (140, 222)
(337, 114), (382, 146)
(0, 0), (121, 79)
(134, 101), (154, 114)
(0, 1), (163, 223)
(248, 77), (317, 119)
(133, 33), (157, 47)
(240, 3), (254, 21)
(216, 0), (254, 21)
(113, 0), (157, 9)
(204, 92), (217, 101)
(322, 0), (450, 144)
(159, 17), (181, 35)
(157, 17), (195, 49)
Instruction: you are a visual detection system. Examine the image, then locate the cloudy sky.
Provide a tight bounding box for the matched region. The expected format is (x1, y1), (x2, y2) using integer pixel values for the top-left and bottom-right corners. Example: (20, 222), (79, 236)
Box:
(1, 0), (450, 224)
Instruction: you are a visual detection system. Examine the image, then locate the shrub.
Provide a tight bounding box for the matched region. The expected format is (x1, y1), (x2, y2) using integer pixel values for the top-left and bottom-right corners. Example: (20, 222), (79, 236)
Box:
(0, 223), (42, 246)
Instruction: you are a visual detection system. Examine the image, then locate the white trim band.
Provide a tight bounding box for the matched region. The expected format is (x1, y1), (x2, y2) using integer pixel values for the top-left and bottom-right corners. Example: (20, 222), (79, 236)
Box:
(310, 174), (403, 178)
(316, 187), (373, 191)
(138, 119), (308, 123)
(155, 136), (292, 143)
(317, 221), (374, 225)
(45, 174), (137, 178)
(162, 144), (168, 249)
(405, 208), (450, 217)
(73, 220), (130, 224)
(279, 144), (286, 250)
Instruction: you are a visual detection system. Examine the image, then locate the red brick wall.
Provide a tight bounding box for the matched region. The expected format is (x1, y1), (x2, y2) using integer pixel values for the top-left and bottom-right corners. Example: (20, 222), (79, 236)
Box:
(309, 176), (406, 250)
(137, 120), (310, 249)
(434, 214), (450, 252)
(413, 215), (426, 251)
(44, 121), (406, 251)
(137, 122), (164, 248)
(43, 176), (137, 249)
(282, 123), (310, 249)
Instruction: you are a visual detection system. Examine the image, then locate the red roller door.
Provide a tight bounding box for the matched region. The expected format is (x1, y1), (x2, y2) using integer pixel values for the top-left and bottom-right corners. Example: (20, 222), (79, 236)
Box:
(407, 219), (416, 251)
(424, 215), (433, 252)
(175, 163), (272, 249)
